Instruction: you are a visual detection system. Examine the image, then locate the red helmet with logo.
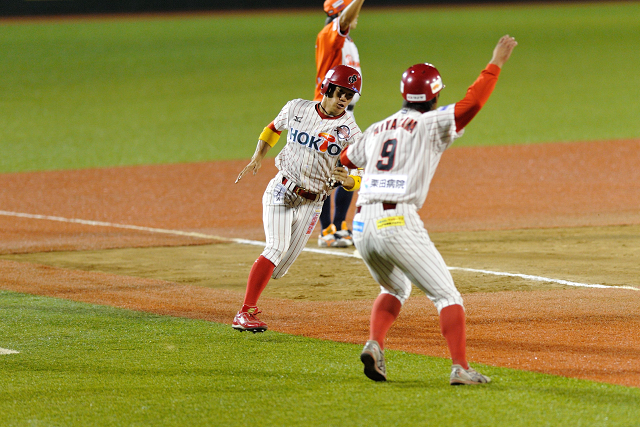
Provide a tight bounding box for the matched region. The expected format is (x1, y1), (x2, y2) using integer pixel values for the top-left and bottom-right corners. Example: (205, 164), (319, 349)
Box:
(400, 63), (444, 103)
(324, 0), (352, 17)
(320, 65), (362, 96)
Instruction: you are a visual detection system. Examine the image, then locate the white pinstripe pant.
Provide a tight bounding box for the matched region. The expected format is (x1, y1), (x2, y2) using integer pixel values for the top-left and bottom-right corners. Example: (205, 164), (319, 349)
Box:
(261, 172), (324, 279)
(352, 203), (464, 313)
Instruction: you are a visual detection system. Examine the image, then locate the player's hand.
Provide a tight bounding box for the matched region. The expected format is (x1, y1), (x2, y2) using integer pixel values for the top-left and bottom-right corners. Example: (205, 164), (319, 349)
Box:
(235, 158), (262, 183)
(325, 166), (349, 190)
(490, 35), (517, 68)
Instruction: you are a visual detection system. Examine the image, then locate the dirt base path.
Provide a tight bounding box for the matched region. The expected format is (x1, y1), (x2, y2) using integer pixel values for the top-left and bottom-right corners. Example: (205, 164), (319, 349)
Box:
(1, 139), (640, 387)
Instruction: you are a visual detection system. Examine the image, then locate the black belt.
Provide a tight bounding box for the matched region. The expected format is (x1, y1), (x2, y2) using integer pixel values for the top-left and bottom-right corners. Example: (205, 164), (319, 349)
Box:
(282, 178), (327, 202)
(356, 203), (396, 214)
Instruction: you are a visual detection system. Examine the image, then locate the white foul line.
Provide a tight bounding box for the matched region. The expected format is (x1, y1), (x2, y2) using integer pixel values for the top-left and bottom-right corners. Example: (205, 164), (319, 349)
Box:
(0, 348), (20, 355)
(0, 210), (637, 292)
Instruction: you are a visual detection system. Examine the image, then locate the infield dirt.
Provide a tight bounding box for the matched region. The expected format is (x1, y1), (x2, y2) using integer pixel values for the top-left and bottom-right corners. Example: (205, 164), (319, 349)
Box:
(1, 139), (640, 387)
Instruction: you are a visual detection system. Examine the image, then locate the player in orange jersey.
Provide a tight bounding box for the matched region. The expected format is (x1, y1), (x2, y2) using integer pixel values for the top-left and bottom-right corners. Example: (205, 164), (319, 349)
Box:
(314, 0), (365, 248)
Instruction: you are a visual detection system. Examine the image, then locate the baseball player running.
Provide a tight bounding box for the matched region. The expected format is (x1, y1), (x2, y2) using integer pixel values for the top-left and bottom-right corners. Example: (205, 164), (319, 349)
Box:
(314, 0), (365, 248)
(340, 35), (517, 385)
(233, 65), (363, 333)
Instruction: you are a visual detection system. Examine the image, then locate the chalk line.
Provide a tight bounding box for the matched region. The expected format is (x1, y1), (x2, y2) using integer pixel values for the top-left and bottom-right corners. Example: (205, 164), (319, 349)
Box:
(0, 348), (20, 355)
(0, 210), (637, 291)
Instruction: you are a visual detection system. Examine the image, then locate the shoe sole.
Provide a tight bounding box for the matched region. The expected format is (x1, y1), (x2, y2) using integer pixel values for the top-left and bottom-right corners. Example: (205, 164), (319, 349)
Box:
(360, 352), (386, 382)
(232, 325), (267, 333)
(450, 377), (491, 385)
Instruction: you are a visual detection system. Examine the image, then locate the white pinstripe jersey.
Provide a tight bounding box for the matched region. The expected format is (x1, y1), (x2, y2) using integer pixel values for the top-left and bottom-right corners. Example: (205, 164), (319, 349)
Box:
(273, 98), (361, 194)
(346, 103), (464, 209)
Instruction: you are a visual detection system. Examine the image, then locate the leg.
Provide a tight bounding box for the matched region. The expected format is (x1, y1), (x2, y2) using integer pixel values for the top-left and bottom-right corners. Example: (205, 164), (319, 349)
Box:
(354, 220), (411, 381)
(332, 186), (353, 226)
(319, 195), (332, 230)
(439, 304), (467, 368)
(233, 177), (292, 332)
(369, 292), (402, 352)
(272, 200), (323, 279)
(332, 187), (354, 246)
(386, 219), (490, 385)
(318, 196), (338, 247)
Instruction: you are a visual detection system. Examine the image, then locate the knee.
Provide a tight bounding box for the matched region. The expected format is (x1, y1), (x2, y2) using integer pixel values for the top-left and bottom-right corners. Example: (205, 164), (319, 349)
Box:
(380, 287), (409, 305)
(434, 293), (464, 314)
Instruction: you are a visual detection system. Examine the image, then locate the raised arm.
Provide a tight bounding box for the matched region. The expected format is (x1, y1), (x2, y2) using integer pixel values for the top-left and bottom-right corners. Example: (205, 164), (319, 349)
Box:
(489, 34), (518, 68)
(339, 0), (365, 33)
(454, 35), (517, 131)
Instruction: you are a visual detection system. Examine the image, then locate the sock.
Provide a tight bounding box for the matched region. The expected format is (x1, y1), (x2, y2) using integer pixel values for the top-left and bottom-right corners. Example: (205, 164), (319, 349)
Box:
(332, 186), (354, 226)
(241, 255), (275, 309)
(439, 304), (468, 369)
(369, 293), (402, 350)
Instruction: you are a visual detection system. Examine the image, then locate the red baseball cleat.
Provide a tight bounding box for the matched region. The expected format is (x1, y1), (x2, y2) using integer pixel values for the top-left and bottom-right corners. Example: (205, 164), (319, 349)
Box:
(232, 307), (268, 333)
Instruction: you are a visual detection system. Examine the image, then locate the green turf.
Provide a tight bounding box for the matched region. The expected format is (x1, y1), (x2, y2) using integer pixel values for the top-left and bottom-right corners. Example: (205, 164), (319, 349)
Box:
(1, 290), (639, 426)
(1, 2), (639, 173)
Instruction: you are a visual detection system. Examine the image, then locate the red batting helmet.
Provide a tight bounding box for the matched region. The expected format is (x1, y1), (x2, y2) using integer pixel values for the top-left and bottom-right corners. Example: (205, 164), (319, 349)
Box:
(320, 65), (362, 96)
(400, 63), (444, 103)
(324, 0), (352, 16)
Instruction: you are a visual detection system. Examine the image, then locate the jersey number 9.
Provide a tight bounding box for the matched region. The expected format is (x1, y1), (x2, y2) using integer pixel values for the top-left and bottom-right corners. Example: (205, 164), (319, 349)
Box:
(376, 139), (397, 171)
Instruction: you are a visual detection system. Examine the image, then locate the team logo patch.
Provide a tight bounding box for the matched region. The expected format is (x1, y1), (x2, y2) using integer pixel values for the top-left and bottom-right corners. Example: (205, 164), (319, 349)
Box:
(335, 125), (351, 140)
(318, 132), (336, 152)
(290, 127), (342, 156)
(348, 74), (358, 84)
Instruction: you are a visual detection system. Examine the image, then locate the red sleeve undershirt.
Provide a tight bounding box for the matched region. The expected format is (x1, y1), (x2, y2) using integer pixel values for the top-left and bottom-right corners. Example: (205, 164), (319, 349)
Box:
(454, 63), (501, 132)
(340, 149), (357, 169)
(341, 64), (501, 168)
(267, 121), (281, 134)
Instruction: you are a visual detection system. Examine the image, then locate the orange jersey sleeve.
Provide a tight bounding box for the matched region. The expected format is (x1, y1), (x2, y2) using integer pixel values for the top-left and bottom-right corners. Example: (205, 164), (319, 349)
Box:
(454, 64), (501, 131)
(314, 20), (348, 101)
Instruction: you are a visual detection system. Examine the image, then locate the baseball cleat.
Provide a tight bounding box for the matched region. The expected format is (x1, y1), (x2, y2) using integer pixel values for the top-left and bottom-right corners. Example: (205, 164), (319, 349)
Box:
(449, 364), (491, 385)
(360, 340), (387, 381)
(334, 221), (354, 247)
(232, 307), (268, 333)
(318, 224), (338, 247)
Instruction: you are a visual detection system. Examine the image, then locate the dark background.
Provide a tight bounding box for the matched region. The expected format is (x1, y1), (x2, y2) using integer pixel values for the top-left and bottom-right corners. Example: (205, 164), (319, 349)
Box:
(0, 0), (602, 17)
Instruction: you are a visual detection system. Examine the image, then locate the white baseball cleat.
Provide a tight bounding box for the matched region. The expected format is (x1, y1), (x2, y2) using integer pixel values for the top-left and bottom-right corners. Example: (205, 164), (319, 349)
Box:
(449, 364), (491, 385)
(360, 340), (387, 381)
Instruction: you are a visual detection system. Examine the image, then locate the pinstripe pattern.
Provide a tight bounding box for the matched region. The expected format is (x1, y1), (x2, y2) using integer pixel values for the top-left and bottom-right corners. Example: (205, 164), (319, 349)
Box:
(347, 103), (464, 313)
(353, 204), (463, 312)
(348, 104), (462, 209)
(273, 99), (361, 193)
(260, 98), (360, 278)
(261, 172), (324, 278)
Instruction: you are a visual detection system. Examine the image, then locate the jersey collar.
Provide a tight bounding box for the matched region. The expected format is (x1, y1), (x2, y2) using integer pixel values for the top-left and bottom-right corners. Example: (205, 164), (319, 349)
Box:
(315, 102), (346, 120)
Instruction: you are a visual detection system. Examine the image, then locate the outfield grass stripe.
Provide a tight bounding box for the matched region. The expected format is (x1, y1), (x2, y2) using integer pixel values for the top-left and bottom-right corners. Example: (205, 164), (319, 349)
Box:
(2, 209), (637, 292)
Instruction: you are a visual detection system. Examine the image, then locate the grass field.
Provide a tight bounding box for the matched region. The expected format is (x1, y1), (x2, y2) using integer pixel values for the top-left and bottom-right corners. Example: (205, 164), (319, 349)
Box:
(3, 291), (640, 426)
(2, 2), (640, 426)
(1, 2), (639, 173)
